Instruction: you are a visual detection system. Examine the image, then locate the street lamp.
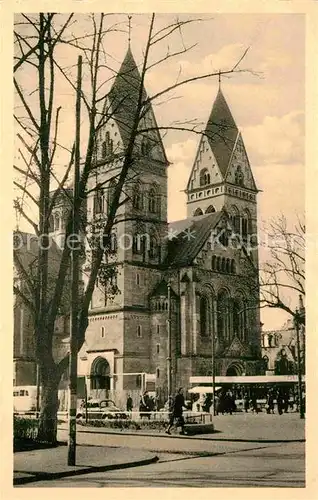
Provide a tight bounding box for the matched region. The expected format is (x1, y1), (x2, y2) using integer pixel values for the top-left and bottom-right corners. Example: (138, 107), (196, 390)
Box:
(167, 278), (172, 400)
(294, 306), (305, 419)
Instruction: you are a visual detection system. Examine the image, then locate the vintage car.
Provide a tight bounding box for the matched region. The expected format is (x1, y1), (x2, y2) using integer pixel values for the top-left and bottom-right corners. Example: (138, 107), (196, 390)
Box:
(76, 399), (127, 421)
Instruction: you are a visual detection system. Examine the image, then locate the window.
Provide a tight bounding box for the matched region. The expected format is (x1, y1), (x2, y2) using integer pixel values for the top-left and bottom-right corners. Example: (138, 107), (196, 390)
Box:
(212, 255), (216, 270)
(94, 189), (105, 215)
(193, 207), (203, 217)
(110, 233), (117, 253)
(148, 188), (158, 213)
(200, 168), (211, 186)
(156, 368), (160, 378)
(149, 235), (158, 259)
(107, 180), (117, 214)
(156, 343), (160, 354)
(200, 296), (209, 336)
(101, 326), (105, 338)
(133, 184), (143, 210)
(231, 260), (236, 274)
(133, 233), (146, 256)
(235, 165), (244, 186)
(137, 325), (142, 338)
(205, 205), (215, 214)
(136, 273), (140, 286)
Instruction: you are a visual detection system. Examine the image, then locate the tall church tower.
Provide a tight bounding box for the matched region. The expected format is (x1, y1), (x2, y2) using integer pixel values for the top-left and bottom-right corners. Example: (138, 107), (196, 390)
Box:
(83, 46), (170, 399)
(186, 87), (259, 263)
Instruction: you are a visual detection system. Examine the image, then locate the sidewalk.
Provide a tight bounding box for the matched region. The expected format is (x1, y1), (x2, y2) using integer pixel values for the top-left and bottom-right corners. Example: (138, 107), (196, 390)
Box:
(14, 445), (158, 486)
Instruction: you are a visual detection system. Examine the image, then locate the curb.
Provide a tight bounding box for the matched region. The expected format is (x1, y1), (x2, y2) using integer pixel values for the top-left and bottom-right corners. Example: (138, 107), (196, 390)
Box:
(67, 427), (305, 444)
(14, 455), (159, 486)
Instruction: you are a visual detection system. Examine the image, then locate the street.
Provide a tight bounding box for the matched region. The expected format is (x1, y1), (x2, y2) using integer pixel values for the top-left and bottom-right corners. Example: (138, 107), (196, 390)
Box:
(18, 413), (305, 488)
(20, 442), (304, 488)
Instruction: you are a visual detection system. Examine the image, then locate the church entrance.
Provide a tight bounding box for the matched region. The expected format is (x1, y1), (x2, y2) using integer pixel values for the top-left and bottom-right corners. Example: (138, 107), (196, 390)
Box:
(90, 357), (111, 397)
(226, 363), (243, 376)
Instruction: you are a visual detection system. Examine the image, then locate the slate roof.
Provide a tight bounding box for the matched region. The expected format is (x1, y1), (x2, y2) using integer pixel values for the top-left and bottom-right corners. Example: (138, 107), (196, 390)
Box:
(107, 48), (168, 165)
(165, 211), (223, 267)
(205, 88), (239, 177)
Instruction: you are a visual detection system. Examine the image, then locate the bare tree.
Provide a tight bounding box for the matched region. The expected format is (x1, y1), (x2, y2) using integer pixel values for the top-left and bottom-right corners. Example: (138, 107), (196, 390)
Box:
(14, 12), (252, 443)
(259, 215), (305, 321)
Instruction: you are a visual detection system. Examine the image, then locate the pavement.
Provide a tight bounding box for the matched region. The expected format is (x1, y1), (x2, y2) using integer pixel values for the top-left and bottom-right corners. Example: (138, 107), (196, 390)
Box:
(14, 412), (305, 486)
(14, 445), (159, 485)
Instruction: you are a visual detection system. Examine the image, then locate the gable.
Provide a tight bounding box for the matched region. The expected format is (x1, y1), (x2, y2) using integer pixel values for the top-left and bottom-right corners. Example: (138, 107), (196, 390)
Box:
(225, 133), (257, 191)
(186, 135), (223, 191)
(224, 336), (250, 357)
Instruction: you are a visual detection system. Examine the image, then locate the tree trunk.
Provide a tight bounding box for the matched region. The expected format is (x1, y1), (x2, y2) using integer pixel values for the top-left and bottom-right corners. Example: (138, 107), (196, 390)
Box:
(37, 364), (60, 444)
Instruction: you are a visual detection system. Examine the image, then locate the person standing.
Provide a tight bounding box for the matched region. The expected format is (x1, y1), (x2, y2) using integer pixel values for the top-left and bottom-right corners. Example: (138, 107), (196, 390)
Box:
(165, 388), (187, 435)
(126, 394), (133, 412)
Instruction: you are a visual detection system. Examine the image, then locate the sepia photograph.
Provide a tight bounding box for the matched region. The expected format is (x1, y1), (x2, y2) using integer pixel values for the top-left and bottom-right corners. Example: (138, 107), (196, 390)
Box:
(10, 8), (307, 489)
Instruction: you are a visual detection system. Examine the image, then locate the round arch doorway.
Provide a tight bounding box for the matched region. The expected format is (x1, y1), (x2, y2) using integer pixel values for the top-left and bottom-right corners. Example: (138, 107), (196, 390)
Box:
(226, 363), (244, 376)
(90, 357), (111, 392)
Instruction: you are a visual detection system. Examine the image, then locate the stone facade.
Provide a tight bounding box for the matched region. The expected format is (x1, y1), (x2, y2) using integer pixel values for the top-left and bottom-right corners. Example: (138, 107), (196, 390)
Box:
(14, 48), (262, 409)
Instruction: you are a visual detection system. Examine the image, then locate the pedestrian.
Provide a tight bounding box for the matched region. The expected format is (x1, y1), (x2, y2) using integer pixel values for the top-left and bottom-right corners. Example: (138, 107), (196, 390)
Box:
(139, 390), (151, 419)
(277, 389), (284, 415)
(165, 388), (187, 435)
(126, 394), (133, 412)
(244, 394), (250, 413)
(266, 391), (275, 414)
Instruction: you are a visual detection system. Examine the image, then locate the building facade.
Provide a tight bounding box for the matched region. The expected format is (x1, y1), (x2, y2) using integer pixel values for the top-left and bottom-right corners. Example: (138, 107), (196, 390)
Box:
(14, 47), (263, 408)
(70, 48), (261, 407)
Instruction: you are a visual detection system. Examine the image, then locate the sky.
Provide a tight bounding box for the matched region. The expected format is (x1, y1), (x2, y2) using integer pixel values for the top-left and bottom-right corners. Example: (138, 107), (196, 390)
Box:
(13, 13), (305, 330)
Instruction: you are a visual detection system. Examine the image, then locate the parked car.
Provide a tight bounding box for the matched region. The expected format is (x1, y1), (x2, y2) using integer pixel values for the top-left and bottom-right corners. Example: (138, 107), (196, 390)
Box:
(76, 399), (127, 422)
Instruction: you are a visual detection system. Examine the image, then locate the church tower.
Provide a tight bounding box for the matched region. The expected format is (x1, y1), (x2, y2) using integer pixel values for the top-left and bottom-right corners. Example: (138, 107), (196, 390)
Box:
(186, 87), (259, 263)
(83, 46), (170, 401)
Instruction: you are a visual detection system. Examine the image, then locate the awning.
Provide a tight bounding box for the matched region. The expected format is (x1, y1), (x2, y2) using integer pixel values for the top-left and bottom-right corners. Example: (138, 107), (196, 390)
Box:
(188, 386), (222, 394)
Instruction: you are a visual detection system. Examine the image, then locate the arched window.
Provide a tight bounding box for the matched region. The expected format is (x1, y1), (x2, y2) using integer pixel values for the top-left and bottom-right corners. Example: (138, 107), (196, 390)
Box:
(205, 205), (216, 214)
(216, 256), (221, 271)
(217, 290), (229, 339)
(107, 180), (117, 214)
(231, 260), (236, 274)
(193, 207), (203, 217)
(132, 184), (143, 210)
(235, 165), (244, 186)
(110, 233), (117, 253)
(221, 257), (226, 272)
(226, 258), (231, 273)
(232, 299), (243, 338)
(200, 168), (211, 186)
(133, 232), (146, 257)
(229, 205), (240, 235)
(148, 188), (158, 213)
(212, 255), (216, 270)
(149, 235), (158, 259)
(200, 295), (209, 336)
(94, 189), (105, 215)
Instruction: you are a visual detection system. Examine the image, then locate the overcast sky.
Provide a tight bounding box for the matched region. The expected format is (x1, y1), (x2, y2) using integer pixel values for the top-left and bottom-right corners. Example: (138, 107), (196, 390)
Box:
(14, 13), (305, 330)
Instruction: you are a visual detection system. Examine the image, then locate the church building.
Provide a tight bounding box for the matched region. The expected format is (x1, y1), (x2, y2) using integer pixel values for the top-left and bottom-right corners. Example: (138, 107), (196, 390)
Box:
(48, 47), (262, 407)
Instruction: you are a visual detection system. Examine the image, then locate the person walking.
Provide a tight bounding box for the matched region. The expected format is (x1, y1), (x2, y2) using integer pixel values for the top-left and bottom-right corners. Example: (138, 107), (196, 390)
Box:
(139, 390), (151, 419)
(165, 388), (187, 435)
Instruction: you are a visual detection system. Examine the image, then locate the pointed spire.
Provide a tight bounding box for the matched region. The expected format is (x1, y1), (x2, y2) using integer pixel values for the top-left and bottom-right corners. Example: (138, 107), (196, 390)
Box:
(205, 87), (239, 177)
(108, 46), (147, 145)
